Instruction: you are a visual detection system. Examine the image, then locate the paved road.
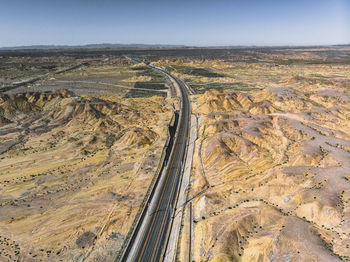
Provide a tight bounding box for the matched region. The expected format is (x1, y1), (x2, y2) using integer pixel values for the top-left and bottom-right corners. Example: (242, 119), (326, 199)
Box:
(121, 61), (191, 262)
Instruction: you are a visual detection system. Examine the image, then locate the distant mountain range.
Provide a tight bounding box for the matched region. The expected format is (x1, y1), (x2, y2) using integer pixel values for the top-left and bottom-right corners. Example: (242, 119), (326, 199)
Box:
(1, 43), (349, 51)
(0, 43), (187, 50)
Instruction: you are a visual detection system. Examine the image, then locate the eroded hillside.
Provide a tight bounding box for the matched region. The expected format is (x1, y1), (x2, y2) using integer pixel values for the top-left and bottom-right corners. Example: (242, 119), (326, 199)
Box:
(0, 56), (173, 262)
(1, 46), (350, 262)
(175, 59), (350, 261)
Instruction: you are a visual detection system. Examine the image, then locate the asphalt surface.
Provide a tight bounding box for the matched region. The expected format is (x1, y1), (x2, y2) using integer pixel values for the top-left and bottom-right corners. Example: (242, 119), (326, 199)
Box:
(121, 62), (191, 262)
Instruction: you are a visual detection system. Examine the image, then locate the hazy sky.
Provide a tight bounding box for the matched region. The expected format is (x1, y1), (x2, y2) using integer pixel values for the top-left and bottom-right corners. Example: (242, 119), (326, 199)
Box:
(0, 0), (349, 47)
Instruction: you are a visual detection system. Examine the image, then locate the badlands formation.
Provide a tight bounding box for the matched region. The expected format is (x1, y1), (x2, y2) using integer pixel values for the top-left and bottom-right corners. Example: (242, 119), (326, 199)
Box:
(184, 63), (350, 261)
(1, 47), (350, 262)
(0, 58), (172, 261)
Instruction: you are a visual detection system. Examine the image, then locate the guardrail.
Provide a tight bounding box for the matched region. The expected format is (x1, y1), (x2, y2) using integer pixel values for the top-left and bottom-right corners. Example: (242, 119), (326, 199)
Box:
(116, 59), (189, 262)
(161, 77), (192, 262)
(114, 112), (176, 262)
(149, 64), (195, 95)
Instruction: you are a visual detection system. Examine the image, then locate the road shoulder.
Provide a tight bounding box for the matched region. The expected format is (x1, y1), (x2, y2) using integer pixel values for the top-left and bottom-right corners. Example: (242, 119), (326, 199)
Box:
(164, 114), (197, 262)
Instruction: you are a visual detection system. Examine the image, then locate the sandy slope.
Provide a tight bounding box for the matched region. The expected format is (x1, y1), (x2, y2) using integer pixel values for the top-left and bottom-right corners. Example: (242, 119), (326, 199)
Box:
(0, 89), (171, 261)
(182, 63), (350, 261)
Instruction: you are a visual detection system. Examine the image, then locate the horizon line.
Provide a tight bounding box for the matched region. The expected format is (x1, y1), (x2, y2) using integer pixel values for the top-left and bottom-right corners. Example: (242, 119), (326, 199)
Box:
(1, 42), (350, 50)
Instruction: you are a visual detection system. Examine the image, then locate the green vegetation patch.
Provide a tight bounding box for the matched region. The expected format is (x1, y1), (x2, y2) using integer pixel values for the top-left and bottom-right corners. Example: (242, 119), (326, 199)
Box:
(134, 81), (166, 90)
(190, 82), (251, 93)
(124, 89), (167, 98)
(135, 68), (165, 81)
(171, 65), (224, 77)
(277, 59), (350, 65)
(131, 66), (149, 71)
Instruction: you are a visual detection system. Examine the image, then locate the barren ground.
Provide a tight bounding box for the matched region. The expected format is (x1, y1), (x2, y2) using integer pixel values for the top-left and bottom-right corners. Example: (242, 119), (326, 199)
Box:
(0, 57), (172, 261)
(1, 46), (350, 262)
(170, 48), (350, 261)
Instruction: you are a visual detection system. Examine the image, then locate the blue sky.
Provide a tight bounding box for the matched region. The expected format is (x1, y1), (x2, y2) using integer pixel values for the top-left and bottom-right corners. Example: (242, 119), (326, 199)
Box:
(0, 0), (349, 47)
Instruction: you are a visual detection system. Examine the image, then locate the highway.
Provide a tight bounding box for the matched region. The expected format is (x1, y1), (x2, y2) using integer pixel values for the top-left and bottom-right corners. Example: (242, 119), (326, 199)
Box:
(120, 60), (191, 262)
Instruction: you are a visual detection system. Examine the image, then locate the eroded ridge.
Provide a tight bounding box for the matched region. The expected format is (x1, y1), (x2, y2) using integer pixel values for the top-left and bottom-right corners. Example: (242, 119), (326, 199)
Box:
(187, 69), (350, 261)
(0, 88), (172, 261)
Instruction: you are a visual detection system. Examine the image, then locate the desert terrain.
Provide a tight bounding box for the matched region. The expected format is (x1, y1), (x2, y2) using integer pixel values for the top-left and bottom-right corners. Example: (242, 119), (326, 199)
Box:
(170, 47), (350, 261)
(0, 55), (173, 261)
(1, 46), (350, 262)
